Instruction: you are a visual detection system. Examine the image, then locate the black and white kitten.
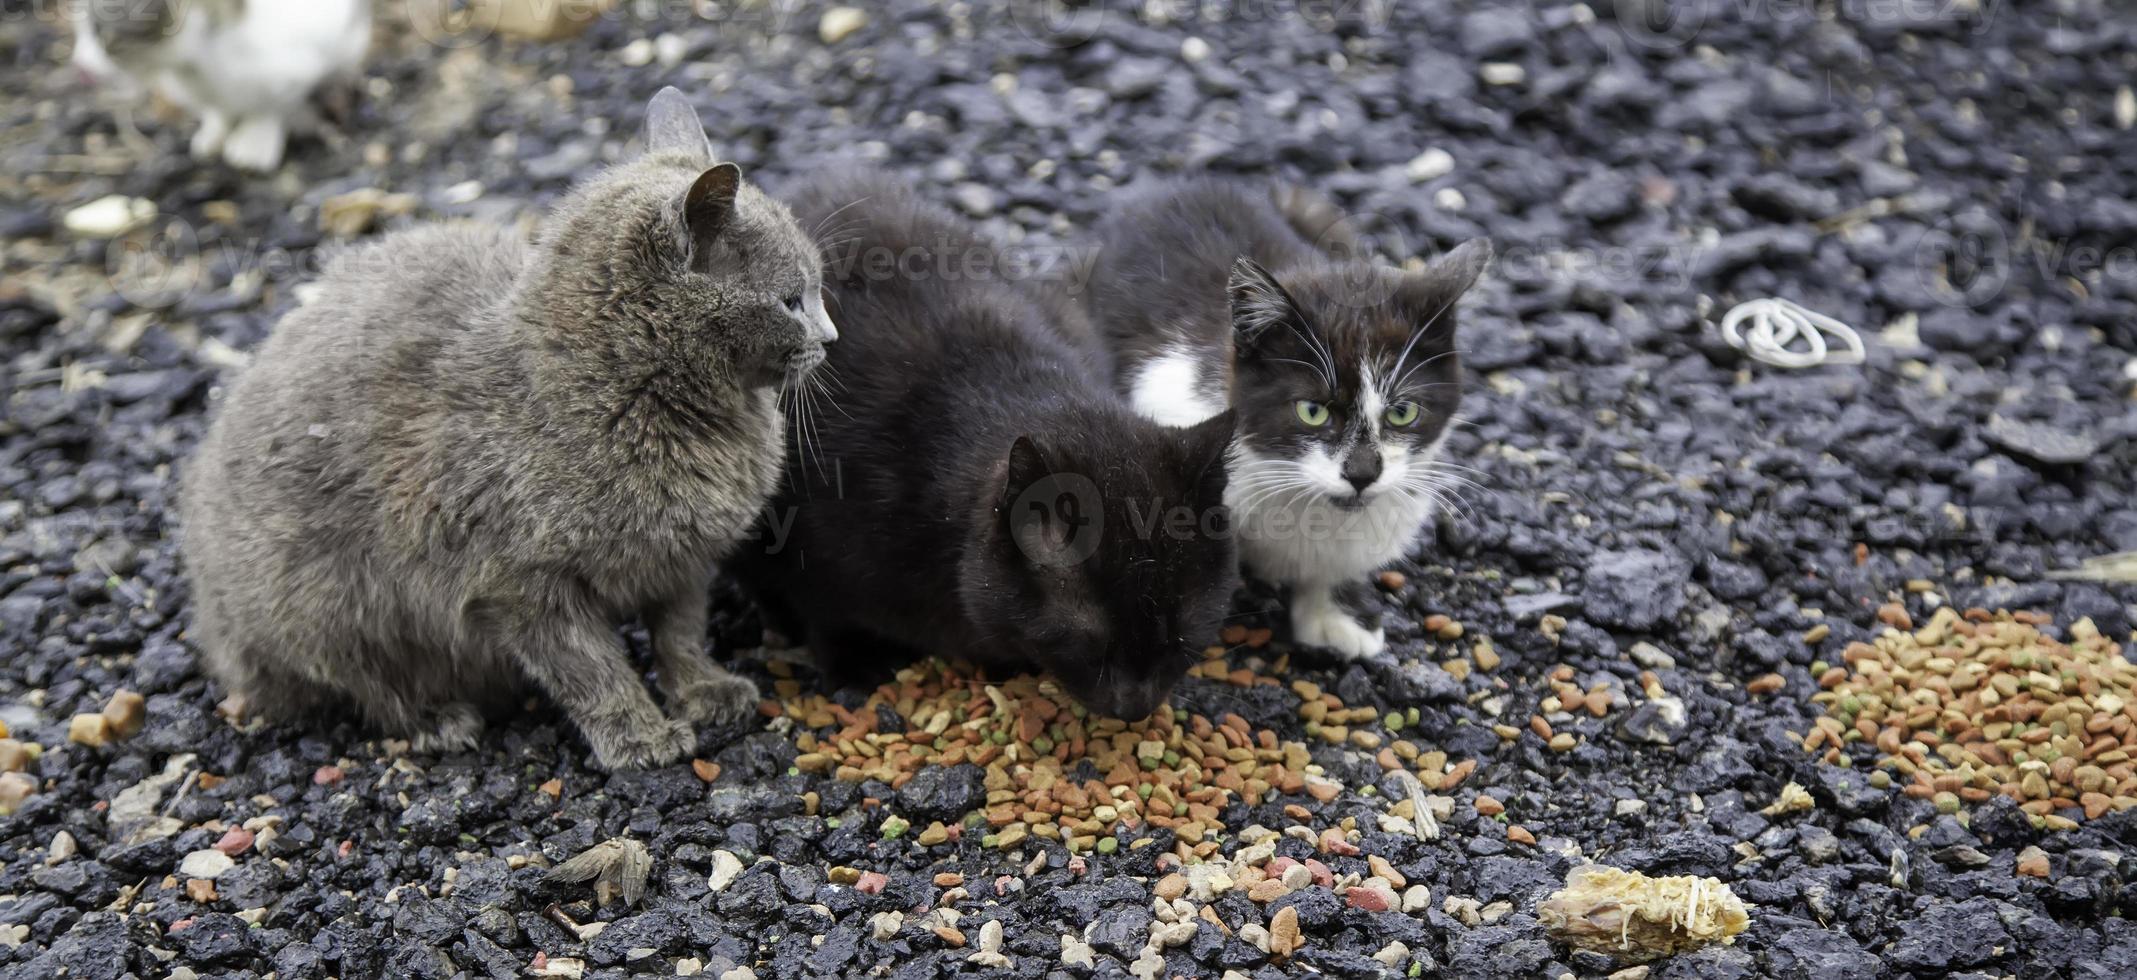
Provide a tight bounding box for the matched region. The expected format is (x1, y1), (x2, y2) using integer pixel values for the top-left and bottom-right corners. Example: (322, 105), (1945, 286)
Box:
(729, 172), (1238, 720)
(1085, 178), (1490, 659)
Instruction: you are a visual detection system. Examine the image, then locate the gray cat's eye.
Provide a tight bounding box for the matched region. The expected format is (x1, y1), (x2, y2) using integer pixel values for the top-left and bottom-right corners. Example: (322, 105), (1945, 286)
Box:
(783, 294), (804, 313)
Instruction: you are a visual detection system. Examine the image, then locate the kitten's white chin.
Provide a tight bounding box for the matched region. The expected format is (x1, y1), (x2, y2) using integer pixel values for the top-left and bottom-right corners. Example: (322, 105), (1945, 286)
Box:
(1227, 444), (1438, 587)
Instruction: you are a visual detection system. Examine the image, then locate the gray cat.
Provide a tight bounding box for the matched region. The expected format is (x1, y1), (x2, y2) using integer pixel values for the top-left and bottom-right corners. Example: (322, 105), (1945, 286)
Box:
(179, 89), (835, 768)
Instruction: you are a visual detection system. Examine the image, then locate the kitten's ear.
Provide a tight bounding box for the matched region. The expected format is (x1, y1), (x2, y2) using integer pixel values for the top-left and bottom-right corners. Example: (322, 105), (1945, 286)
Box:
(1416, 238), (1493, 297)
(682, 163), (743, 264)
(1228, 258), (1300, 353)
(644, 86), (714, 162)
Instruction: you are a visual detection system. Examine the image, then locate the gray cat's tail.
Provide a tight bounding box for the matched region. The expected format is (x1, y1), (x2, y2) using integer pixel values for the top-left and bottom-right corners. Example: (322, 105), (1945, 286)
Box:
(1269, 184), (1365, 258)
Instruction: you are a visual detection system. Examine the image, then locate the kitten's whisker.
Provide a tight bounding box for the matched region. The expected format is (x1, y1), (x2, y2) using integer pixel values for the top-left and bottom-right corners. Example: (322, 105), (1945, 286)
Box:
(1391, 347), (1468, 394)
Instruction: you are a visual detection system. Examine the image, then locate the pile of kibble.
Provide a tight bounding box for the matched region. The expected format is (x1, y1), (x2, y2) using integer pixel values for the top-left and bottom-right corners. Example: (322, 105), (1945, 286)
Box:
(763, 649), (1482, 856)
(1796, 606), (2137, 828)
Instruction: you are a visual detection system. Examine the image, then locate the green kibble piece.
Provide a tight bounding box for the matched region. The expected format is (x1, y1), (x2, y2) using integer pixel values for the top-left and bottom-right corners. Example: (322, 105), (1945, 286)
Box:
(1096, 837), (1119, 854)
(1383, 714), (1403, 732)
(1409, 964), (1422, 977)
(1140, 756), (1159, 771)
(981, 834), (1000, 848)
(1137, 783), (1154, 798)
(964, 812), (987, 830)
(1071, 704), (1088, 719)
(1304, 722), (1322, 737)
(1173, 802), (1188, 816)
(880, 816), (909, 839)
(787, 766), (801, 777)
(991, 730), (1009, 745)
(1839, 695), (1861, 713)
(1032, 736), (1055, 754)
(1405, 707), (1420, 725)
(1811, 660), (1829, 676)
(826, 817), (842, 828)
(1173, 707), (1188, 723)
(1162, 750), (1181, 768)
(1933, 791), (1961, 814)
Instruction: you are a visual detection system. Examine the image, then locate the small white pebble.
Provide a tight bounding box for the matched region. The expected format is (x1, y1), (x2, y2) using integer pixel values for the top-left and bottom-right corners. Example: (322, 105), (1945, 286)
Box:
(1406, 148), (1455, 183)
(178, 849), (234, 880)
(707, 850), (745, 892)
(978, 919), (1003, 953)
(1434, 187), (1468, 211)
(819, 7), (868, 44)
(618, 38), (655, 67)
(1181, 37), (1211, 63)
(1374, 940), (1411, 966)
(1480, 62), (1527, 86)
(1401, 885), (1432, 913)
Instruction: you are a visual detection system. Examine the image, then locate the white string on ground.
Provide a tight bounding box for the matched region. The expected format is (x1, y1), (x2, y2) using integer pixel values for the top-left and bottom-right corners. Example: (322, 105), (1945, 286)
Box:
(1718, 297), (1866, 368)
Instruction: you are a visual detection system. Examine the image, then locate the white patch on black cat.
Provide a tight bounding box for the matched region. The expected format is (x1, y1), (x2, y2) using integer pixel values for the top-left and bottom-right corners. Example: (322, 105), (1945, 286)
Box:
(1130, 346), (1227, 427)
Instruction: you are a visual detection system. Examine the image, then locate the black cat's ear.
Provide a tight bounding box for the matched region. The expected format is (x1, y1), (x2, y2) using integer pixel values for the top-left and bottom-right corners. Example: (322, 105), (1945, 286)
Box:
(682, 163), (743, 264)
(1003, 436), (1051, 502)
(1228, 258), (1301, 354)
(1414, 238), (1493, 297)
(1001, 437), (1080, 567)
(644, 86), (714, 162)
(1184, 409), (1237, 498)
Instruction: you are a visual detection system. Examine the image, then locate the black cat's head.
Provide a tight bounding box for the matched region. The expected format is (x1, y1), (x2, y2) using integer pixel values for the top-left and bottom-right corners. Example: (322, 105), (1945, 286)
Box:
(961, 410), (1239, 720)
(1226, 240), (1491, 510)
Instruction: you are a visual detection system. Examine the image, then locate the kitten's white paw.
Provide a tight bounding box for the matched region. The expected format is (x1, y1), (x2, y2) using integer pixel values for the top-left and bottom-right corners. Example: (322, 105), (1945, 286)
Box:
(221, 117), (286, 172)
(1292, 602), (1386, 659)
(190, 113), (230, 161)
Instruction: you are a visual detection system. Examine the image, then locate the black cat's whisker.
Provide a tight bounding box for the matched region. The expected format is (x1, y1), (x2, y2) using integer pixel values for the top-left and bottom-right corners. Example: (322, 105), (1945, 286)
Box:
(1390, 346), (1468, 395)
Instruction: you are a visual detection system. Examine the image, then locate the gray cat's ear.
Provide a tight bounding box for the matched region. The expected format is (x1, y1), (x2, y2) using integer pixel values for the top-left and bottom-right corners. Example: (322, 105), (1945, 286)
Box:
(644, 86), (714, 162)
(682, 163), (743, 263)
(1228, 257), (1299, 349)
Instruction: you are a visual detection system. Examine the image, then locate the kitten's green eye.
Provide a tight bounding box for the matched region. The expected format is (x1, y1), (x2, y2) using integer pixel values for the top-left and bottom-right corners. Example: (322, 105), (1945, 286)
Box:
(1295, 401), (1330, 427)
(1384, 402), (1421, 427)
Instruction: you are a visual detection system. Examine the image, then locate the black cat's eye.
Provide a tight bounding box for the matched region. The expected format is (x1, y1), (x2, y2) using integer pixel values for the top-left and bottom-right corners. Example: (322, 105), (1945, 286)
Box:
(783, 294), (805, 313)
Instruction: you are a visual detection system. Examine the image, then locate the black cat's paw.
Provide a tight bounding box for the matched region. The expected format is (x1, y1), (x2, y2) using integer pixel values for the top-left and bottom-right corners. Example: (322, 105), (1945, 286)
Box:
(666, 673), (760, 727)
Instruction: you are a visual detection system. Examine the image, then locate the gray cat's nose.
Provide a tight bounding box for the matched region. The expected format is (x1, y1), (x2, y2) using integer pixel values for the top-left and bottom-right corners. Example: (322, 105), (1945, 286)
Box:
(816, 312), (839, 344)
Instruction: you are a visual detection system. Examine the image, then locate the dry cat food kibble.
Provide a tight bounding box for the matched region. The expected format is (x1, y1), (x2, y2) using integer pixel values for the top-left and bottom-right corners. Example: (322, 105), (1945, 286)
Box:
(1797, 606), (2137, 827)
(767, 654), (1477, 852)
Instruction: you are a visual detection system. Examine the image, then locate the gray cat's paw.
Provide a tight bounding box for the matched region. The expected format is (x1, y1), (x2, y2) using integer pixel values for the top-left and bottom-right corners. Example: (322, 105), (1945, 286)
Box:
(667, 673), (760, 726)
(586, 715), (696, 770)
(412, 703), (483, 753)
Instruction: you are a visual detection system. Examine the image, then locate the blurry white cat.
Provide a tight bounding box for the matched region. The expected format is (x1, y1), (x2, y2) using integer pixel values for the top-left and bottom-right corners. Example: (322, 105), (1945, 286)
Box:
(71, 0), (373, 171)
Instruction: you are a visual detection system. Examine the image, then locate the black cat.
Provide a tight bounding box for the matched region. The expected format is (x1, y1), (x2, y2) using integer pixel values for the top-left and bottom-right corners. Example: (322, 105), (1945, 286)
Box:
(731, 172), (1238, 720)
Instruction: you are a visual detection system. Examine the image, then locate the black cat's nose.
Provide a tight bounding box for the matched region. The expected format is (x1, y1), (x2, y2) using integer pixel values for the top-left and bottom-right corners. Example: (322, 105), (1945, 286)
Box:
(1341, 450), (1382, 493)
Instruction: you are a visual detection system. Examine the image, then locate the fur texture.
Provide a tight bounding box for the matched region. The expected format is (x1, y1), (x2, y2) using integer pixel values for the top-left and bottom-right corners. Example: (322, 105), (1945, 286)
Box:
(72, 0), (372, 171)
(179, 89), (832, 768)
(1085, 178), (1490, 659)
(729, 172), (1238, 721)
